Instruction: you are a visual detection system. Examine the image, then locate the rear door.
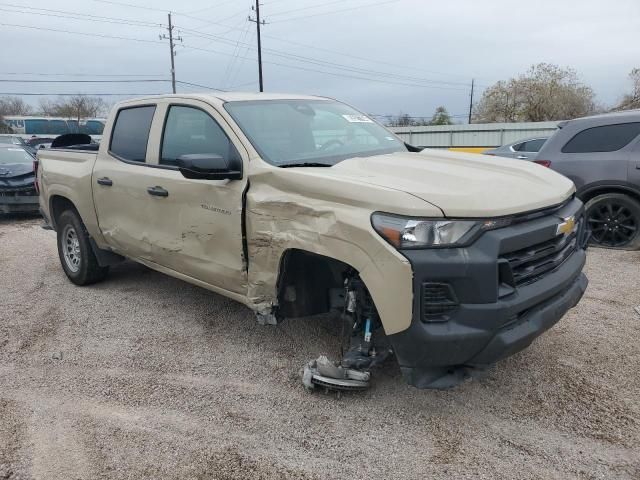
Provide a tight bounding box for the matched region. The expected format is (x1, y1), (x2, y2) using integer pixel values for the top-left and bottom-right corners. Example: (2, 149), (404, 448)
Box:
(547, 122), (640, 190)
(627, 134), (640, 187)
(92, 104), (159, 260)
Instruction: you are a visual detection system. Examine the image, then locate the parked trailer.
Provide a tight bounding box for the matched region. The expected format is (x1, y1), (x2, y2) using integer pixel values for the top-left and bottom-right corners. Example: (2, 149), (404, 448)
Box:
(389, 121), (560, 153)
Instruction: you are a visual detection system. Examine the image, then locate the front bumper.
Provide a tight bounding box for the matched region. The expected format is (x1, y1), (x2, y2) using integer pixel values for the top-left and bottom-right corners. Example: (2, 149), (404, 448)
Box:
(387, 198), (589, 389)
(0, 194), (40, 214)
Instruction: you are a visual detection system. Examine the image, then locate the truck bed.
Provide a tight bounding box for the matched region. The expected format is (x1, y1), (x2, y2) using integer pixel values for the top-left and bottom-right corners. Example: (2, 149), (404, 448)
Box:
(37, 148), (101, 240)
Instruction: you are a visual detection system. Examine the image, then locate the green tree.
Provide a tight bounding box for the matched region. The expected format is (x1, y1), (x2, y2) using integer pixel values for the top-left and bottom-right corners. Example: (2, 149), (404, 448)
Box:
(428, 106), (453, 125)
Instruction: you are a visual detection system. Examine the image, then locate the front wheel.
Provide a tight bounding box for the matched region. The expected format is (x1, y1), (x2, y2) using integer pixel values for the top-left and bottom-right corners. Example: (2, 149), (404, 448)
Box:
(585, 193), (640, 250)
(56, 210), (109, 285)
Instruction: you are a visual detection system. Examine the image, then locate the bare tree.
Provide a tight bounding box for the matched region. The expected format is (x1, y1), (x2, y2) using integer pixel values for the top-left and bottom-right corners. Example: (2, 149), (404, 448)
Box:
(0, 96), (32, 132)
(0, 96), (32, 116)
(473, 63), (596, 123)
(37, 95), (108, 122)
(615, 68), (640, 111)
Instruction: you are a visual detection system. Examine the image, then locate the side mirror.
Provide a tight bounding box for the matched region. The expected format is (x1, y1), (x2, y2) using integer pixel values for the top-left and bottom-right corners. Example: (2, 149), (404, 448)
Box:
(176, 154), (242, 180)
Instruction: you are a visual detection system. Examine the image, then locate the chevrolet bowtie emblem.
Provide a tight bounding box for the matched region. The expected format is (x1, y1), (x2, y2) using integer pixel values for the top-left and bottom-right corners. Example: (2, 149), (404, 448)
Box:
(556, 216), (576, 236)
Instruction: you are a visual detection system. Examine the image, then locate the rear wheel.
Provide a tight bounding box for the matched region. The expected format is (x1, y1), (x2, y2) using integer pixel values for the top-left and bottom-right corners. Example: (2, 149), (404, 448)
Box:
(585, 193), (640, 250)
(56, 210), (109, 284)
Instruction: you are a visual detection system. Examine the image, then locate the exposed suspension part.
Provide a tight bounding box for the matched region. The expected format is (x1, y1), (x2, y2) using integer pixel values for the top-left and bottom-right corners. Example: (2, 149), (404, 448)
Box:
(302, 271), (392, 393)
(341, 274), (391, 370)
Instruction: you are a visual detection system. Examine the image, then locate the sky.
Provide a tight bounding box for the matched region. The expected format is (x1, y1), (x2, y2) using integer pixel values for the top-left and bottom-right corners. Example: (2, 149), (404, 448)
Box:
(1, 0), (639, 121)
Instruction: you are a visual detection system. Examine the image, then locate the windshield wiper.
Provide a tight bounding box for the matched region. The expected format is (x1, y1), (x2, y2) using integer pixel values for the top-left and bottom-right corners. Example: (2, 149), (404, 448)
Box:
(279, 162), (333, 168)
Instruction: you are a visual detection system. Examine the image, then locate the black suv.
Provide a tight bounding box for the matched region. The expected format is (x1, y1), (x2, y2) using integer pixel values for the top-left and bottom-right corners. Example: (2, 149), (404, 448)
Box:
(536, 110), (640, 249)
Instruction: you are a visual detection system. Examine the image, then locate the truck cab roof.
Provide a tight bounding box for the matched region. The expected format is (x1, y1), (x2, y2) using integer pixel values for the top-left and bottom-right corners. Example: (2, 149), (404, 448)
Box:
(117, 92), (330, 107)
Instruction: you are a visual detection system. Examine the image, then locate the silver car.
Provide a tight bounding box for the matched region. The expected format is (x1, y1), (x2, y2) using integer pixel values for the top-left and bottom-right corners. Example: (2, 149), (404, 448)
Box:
(483, 137), (549, 160)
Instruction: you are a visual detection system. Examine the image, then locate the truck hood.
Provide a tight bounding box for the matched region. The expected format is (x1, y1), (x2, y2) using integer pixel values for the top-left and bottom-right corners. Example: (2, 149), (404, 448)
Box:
(321, 149), (575, 217)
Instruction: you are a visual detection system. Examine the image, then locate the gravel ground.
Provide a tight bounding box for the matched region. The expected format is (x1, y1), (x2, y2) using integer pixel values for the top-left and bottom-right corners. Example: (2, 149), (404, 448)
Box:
(0, 215), (639, 480)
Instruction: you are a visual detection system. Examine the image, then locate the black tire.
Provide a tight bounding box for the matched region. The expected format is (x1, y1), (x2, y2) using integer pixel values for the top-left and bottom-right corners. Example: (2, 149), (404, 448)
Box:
(585, 193), (640, 250)
(56, 209), (109, 285)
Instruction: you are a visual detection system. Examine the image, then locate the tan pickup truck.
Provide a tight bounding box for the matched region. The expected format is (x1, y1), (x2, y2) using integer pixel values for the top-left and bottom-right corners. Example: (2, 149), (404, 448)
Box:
(37, 93), (589, 389)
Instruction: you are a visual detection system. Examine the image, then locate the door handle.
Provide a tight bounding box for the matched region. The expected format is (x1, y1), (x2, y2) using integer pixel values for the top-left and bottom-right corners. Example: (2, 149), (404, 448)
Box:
(635, 165), (640, 170)
(147, 186), (169, 197)
(516, 155), (528, 160)
(97, 177), (113, 186)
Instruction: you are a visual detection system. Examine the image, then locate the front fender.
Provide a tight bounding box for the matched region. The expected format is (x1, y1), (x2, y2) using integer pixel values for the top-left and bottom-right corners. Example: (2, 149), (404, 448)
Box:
(245, 177), (415, 335)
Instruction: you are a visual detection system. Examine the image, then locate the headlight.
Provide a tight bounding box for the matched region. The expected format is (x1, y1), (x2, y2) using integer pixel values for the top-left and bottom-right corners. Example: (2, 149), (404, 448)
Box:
(371, 213), (511, 249)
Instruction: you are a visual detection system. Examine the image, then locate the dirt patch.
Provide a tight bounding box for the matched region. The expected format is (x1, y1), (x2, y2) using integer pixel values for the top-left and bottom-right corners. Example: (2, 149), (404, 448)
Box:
(0, 219), (639, 479)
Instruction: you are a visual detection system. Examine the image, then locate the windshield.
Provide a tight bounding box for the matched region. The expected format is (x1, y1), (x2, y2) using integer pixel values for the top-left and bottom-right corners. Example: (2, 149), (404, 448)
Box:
(224, 100), (407, 166)
(0, 147), (33, 165)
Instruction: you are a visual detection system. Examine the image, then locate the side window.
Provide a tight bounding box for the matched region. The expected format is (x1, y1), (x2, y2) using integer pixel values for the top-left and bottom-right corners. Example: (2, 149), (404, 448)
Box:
(562, 123), (640, 153)
(109, 105), (156, 162)
(161, 106), (234, 166)
(520, 138), (546, 152)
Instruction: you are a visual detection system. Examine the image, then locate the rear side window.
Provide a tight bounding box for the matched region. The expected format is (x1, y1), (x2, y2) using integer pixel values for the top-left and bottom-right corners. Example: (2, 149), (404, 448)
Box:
(562, 123), (640, 153)
(518, 138), (546, 152)
(109, 106), (156, 162)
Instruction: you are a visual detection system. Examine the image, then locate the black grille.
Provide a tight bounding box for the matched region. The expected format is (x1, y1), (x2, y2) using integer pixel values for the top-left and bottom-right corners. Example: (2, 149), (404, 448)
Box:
(422, 282), (459, 321)
(0, 187), (37, 197)
(502, 220), (581, 287)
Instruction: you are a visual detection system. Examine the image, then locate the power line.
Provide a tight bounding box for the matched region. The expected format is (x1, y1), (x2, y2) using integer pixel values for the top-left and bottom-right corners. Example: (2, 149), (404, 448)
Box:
(90, 0), (171, 13)
(79, 0), (478, 84)
(0, 79), (169, 83)
(221, 22), (252, 88)
(260, 34), (473, 82)
(0, 22), (165, 45)
(182, 0), (239, 15)
(179, 42), (469, 92)
(0, 4), (164, 28)
(175, 80), (226, 91)
(177, 27), (470, 89)
(0, 92), (168, 96)
(0, 72), (167, 77)
(2, 3), (481, 92)
(269, 0), (403, 23)
(227, 30), (256, 88)
(268, 0), (346, 18)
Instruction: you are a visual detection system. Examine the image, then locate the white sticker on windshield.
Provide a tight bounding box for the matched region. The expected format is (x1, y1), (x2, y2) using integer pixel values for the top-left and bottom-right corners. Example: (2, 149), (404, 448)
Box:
(342, 114), (373, 123)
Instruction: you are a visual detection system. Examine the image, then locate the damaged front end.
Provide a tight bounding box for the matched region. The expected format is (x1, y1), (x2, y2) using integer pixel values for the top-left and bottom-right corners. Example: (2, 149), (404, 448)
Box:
(0, 167), (39, 214)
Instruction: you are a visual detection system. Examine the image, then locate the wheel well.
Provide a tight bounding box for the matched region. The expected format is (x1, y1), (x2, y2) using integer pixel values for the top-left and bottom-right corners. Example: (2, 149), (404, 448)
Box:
(579, 186), (640, 205)
(276, 249), (355, 319)
(50, 195), (78, 230)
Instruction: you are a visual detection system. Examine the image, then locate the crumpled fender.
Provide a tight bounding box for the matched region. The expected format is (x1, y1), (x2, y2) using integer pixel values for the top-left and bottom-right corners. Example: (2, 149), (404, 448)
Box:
(244, 161), (440, 335)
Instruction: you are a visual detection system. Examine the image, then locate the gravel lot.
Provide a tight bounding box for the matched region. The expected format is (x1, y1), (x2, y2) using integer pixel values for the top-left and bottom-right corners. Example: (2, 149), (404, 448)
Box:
(0, 215), (639, 479)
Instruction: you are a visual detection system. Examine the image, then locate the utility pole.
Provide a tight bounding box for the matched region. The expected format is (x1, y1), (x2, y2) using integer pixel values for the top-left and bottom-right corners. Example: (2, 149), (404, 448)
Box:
(468, 78), (475, 124)
(160, 13), (182, 94)
(249, 1), (266, 92)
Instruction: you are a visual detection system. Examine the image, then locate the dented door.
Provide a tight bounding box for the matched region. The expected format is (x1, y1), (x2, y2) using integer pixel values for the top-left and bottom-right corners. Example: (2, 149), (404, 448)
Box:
(140, 101), (248, 294)
(93, 104), (160, 261)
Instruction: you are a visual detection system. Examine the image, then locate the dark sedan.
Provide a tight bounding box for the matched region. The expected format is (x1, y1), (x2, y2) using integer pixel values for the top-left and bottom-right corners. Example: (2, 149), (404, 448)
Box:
(0, 145), (39, 214)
